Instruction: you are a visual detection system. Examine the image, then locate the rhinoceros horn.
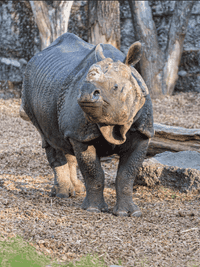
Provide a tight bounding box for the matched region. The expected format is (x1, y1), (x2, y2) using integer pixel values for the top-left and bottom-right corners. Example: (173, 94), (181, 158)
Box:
(95, 44), (106, 62)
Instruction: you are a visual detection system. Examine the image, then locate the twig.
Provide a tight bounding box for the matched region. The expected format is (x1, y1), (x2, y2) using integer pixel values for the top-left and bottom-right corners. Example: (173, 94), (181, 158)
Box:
(180, 228), (198, 233)
(95, 217), (105, 223)
(114, 236), (123, 242)
(2, 80), (7, 87)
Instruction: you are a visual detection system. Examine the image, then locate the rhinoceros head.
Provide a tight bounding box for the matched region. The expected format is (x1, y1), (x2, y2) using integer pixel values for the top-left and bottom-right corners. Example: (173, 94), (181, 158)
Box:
(78, 42), (146, 145)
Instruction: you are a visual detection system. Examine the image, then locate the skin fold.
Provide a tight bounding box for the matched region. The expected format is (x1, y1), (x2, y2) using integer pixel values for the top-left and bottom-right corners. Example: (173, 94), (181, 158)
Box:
(20, 33), (154, 216)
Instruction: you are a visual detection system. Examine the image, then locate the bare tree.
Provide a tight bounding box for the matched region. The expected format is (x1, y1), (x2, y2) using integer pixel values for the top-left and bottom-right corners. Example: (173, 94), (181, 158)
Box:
(88, 1), (120, 49)
(128, 1), (195, 98)
(30, 1), (73, 50)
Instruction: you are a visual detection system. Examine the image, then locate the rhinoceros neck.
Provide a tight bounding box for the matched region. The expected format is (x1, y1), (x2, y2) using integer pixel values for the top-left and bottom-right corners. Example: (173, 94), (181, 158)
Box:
(130, 67), (149, 97)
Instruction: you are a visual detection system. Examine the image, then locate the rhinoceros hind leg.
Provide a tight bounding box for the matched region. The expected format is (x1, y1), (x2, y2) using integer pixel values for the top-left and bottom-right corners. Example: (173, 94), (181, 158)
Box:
(65, 154), (85, 193)
(45, 146), (75, 198)
(19, 105), (30, 121)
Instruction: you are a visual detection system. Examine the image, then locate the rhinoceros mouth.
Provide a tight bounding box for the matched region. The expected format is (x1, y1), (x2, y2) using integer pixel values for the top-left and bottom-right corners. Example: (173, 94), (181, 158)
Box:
(79, 102), (102, 108)
(97, 123), (126, 145)
(79, 101), (103, 121)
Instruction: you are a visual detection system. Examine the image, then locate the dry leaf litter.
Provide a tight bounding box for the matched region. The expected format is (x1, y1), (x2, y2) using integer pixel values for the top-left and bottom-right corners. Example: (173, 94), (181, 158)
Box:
(0, 92), (200, 267)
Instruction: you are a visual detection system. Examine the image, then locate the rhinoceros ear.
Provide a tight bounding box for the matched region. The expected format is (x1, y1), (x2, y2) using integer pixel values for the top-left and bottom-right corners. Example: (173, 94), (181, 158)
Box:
(95, 44), (106, 62)
(124, 41), (142, 66)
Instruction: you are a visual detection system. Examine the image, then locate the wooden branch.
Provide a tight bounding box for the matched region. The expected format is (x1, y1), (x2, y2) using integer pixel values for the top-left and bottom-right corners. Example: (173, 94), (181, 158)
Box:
(48, 1), (73, 41)
(30, 1), (73, 50)
(148, 123), (200, 156)
(162, 1), (195, 95)
(29, 1), (52, 50)
(128, 0), (164, 98)
(88, 1), (120, 49)
(129, 0), (195, 97)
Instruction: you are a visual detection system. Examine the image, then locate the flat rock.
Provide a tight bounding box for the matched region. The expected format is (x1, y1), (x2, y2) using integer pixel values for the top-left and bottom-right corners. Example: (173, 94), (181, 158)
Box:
(136, 151), (200, 193)
(152, 150), (200, 171)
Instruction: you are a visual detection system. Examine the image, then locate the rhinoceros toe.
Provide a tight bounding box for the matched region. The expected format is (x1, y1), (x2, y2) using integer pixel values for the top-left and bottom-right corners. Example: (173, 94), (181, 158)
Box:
(85, 205), (108, 213)
(51, 185), (75, 198)
(56, 192), (76, 198)
(113, 201), (142, 217)
(86, 207), (101, 213)
(73, 180), (85, 193)
(81, 197), (108, 213)
(114, 210), (142, 217)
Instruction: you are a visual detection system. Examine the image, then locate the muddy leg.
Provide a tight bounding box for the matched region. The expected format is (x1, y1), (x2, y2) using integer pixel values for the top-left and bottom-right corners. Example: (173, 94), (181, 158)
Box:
(45, 146), (75, 198)
(113, 132), (149, 217)
(65, 154), (85, 193)
(70, 138), (108, 212)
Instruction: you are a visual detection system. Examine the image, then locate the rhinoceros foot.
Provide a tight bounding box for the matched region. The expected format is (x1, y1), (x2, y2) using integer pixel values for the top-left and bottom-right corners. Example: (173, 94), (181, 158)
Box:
(81, 196), (108, 213)
(51, 184), (75, 198)
(113, 201), (142, 217)
(72, 180), (85, 193)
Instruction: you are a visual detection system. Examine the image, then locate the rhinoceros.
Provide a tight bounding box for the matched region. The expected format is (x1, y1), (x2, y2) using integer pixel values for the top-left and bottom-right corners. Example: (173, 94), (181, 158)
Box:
(20, 33), (154, 217)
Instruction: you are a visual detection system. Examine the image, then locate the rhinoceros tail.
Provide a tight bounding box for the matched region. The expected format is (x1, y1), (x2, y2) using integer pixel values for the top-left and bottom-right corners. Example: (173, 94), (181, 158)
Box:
(19, 104), (30, 121)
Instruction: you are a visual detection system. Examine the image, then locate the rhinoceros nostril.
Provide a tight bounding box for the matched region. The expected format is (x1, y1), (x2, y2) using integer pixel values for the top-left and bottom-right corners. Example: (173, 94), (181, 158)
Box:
(93, 90), (100, 97)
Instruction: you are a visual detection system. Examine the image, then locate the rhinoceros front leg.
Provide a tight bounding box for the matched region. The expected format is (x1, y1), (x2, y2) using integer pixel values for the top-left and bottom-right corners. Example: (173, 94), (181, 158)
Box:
(70, 138), (108, 213)
(113, 132), (149, 217)
(45, 146), (75, 198)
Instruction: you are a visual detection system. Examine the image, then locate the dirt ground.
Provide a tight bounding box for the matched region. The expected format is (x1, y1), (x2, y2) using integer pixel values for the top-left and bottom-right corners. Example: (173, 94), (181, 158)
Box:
(0, 92), (200, 267)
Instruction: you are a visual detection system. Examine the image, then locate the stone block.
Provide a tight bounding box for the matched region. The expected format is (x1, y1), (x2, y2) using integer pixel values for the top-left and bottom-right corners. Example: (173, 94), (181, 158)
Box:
(136, 151), (200, 193)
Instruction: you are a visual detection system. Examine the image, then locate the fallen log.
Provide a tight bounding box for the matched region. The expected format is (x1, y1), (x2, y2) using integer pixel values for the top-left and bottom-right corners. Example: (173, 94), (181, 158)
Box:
(148, 123), (200, 156)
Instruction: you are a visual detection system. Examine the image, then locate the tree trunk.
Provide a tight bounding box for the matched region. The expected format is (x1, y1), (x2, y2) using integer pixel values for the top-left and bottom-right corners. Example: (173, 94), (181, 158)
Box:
(30, 1), (73, 50)
(162, 1), (195, 95)
(29, 1), (51, 50)
(128, 0), (195, 98)
(128, 1), (164, 98)
(47, 1), (73, 41)
(88, 1), (120, 49)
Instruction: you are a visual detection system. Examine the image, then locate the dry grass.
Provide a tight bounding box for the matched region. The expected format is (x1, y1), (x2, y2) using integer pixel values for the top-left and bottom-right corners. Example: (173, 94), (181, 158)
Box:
(0, 93), (200, 267)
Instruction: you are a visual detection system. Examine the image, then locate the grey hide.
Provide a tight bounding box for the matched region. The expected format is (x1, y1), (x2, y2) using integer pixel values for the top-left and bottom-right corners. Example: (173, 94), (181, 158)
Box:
(20, 33), (154, 217)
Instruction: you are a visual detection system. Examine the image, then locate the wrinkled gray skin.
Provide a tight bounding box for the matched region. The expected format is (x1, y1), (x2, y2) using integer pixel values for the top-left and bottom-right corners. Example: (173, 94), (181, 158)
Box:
(20, 33), (154, 217)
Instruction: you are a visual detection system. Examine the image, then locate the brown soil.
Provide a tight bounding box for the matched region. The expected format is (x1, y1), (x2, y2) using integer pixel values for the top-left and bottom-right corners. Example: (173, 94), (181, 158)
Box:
(0, 93), (200, 267)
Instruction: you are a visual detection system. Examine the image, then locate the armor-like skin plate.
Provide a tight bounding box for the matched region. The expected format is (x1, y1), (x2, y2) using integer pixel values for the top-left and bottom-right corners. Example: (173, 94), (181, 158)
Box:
(20, 33), (154, 216)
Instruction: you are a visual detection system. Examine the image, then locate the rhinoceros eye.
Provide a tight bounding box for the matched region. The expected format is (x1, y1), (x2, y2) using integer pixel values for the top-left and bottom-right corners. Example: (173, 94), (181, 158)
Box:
(113, 84), (118, 90)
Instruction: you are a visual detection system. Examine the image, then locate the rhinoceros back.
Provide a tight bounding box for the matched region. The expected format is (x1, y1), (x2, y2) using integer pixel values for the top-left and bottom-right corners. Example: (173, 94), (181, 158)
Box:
(21, 33), (94, 147)
(21, 33), (127, 148)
